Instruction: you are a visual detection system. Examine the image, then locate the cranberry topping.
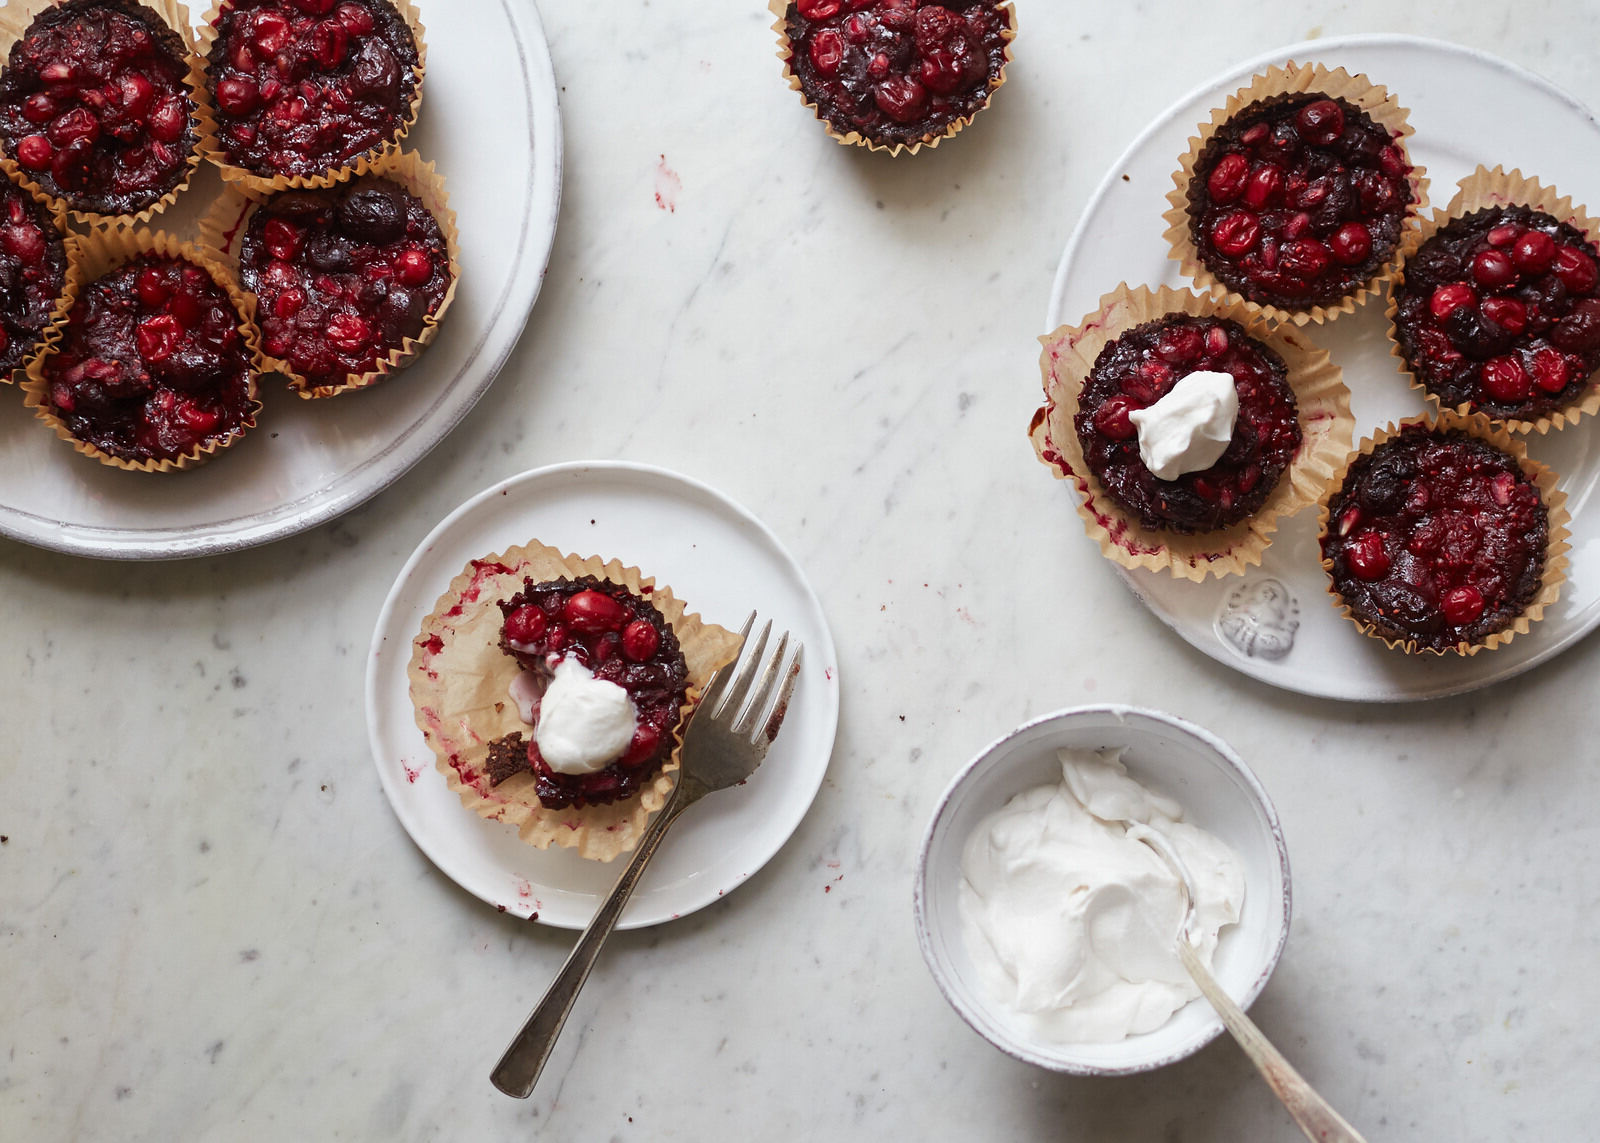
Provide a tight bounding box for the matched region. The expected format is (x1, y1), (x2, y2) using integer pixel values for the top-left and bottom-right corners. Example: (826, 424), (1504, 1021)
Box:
(784, 0), (1011, 146)
(0, 186), (67, 374)
(1321, 425), (1548, 651)
(0, 0), (197, 215)
(206, 0), (419, 178)
(1073, 314), (1302, 534)
(492, 577), (689, 810)
(238, 177), (450, 384)
(1186, 93), (1415, 308)
(1392, 205), (1600, 421)
(42, 255), (256, 463)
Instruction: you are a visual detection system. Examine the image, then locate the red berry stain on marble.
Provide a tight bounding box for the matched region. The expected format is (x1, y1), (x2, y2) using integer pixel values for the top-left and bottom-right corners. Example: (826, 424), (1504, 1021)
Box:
(955, 606), (977, 626)
(654, 154), (680, 213)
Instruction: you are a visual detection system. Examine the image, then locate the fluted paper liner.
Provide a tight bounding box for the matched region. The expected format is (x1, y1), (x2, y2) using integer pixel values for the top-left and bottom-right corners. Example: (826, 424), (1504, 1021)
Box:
(194, 0), (426, 193)
(198, 147), (458, 398)
(1, 183), (72, 385)
(20, 224), (264, 472)
(1030, 283), (1354, 582)
(1386, 165), (1600, 435)
(1314, 411), (1569, 656)
(0, 0), (205, 227)
(407, 543), (743, 862)
(1162, 60), (1428, 326)
(769, 0), (1015, 157)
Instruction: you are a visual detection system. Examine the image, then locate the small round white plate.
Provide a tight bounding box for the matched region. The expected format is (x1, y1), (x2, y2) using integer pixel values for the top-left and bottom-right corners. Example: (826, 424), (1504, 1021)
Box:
(0, 0), (563, 560)
(365, 461), (840, 929)
(1048, 35), (1600, 702)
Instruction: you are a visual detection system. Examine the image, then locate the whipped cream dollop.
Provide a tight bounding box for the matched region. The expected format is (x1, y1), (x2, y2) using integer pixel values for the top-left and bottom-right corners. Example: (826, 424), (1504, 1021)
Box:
(1127, 369), (1239, 480)
(527, 658), (637, 775)
(958, 747), (1245, 1044)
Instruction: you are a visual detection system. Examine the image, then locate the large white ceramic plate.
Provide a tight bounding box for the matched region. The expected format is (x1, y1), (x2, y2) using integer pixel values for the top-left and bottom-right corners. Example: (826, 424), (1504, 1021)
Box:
(1048, 35), (1600, 702)
(365, 462), (840, 929)
(0, 0), (562, 560)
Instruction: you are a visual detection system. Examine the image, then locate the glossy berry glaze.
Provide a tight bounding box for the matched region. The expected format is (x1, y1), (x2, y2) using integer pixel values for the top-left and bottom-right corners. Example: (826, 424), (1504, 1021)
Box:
(784, 0), (1010, 147)
(239, 177), (449, 384)
(1321, 425), (1548, 651)
(0, 185), (67, 374)
(1074, 315), (1301, 533)
(0, 0), (196, 216)
(1187, 93), (1415, 309)
(206, 0), (419, 179)
(1392, 205), (1600, 421)
(491, 576), (689, 810)
(43, 256), (255, 464)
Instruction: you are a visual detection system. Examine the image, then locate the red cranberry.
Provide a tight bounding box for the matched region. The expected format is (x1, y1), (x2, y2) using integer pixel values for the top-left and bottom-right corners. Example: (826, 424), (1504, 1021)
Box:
(504, 605), (547, 645)
(844, 14), (869, 42)
(1554, 246), (1599, 294)
(1211, 210), (1260, 257)
(867, 52), (891, 79)
(1282, 211), (1311, 240)
(1429, 283), (1476, 319)
(564, 590), (628, 633)
(1155, 326), (1203, 364)
(621, 620), (660, 662)
(808, 28), (844, 76)
(175, 400), (219, 434)
(149, 99), (188, 144)
(0, 224), (44, 265)
(135, 314), (182, 363)
(1328, 222), (1372, 265)
(1552, 297), (1600, 353)
(394, 247), (433, 286)
(136, 267), (172, 307)
(1480, 355), (1531, 403)
(1242, 165), (1282, 209)
(15, 135), (52, 170)
(1378, 145), (1407, 178)
(1346, 531), (1391, 581)
(1511, 230), (1557, 273)
(273, 288), (305, 319)
(214, 77), (260, 117)
(1471, 249), (1517, 288)
(326, 313), (371, 353)
(119, 73), (155, 117)
(921, 48), (970, 95)
(21, 93), (54, 124)
(263, 219), (303, 260)
(313, 20), (350, 68)
(252, 10), (292, 53)
(1531, 347), (1570, 393)
(1092, 394), (1139, 440)
(1295, 98), (1345, 145)
(169, 289), (203, 329)
(1486, 223), (1521, 247)
(1481, 296), (1527, 335)
(621, 724), (661, 767)
(1280, 238), (1330, 281)
(335, 3), (375, 33)
(797, 0), (842, 16)
(1441, 585), (1484, 627)
(1206, 153), (1250, 204)
(874, 76), (928, 124)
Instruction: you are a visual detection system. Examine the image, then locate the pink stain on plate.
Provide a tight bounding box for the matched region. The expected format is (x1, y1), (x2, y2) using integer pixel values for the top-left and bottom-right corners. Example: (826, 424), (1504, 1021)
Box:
(654, 154), (681, 213)
(402, 763), (420, 784)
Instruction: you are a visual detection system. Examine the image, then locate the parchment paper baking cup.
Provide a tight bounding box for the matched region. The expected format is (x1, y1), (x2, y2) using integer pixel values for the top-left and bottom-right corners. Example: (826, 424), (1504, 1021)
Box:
(194, 0), (426, 194)
(769, 0), (1015, 157)
(0, 0), (205, 226)
(1385, 165), (1600, 435)
(1029, 282), (1354, 582)
(1, 183), (73, 385)
(1161, 60), (1428, 327)
(407, 542), (743, 862)
(198, 147), (457, 398)
(20, 224), (264, 472)
(1314, 410), (1569, 656)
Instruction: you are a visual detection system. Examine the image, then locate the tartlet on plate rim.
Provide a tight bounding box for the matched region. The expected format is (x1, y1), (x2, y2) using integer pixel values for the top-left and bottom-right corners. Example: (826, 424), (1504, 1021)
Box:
(769, 0), (1015, 157)
(1162, 59), (1428, 327)
(407, 540), (743, 862)
(1387, 165), (1600, 435)
(0, 179), (72, 383)
(1315, 410), (1569, 656)
(1030, 282), (1353, 582)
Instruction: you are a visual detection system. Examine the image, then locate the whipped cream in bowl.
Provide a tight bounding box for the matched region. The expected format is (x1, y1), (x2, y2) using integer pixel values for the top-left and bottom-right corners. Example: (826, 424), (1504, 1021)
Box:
(913, 706), (1291, 1075)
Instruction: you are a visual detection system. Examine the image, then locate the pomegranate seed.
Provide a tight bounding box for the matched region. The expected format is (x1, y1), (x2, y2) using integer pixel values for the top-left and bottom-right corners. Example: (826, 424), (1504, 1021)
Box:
(1378, 145), (1407, 178)
(1240, 123), (1268, 146)
(326, 313), (370, 352)
(1328, 222), (1371, 266)
(15, 135), (52, 170)
(1511, 230), (1557, 273)
(1471, 249), (1517, 289)
(21, 94), (54, 124)
(1210, 210), (1259, 257)
(1205, 325), (1229, 355)
(621, 620), (660, 662)
(1295, 98), (1345, 145)
(1190, 477), (1221, 501)
(1238, 464), (1261, 494)
(797, 0), (842, 15)
(394, 247), (433, 286)
(1491, 471), (1517, 506)
(1205, 153), (1250, 204)
(1441, 586), (1484, 627)
(1480, 355), (1531, 403)
(564, 590), (629, 633)
(39, 62), (73, 85)
(1243, 164), (1282, 209)
(1345, 531), (1391, 581)
(1282, 211), (1311, 240)
(1429, 283), (1477, 319)
(214, 76), (260, 117)
(622, 724), (661, 767)
(504, 605), (547, 645)
(136, 314), (183, 363)
(844, 14), (869, 41)
(0, 225), (45, 265)
(1486, 224), (1521, 247)
(1554, 246), (1599, 294)
(808, 28), (844, 76)
(874, 76), (928, 123)
(867, 52), (891, 79)
(263, 219), (303, 260)
(1481, 296), (1527, 335)
(1531, 347), (1570, 393)
(1092, 394), (1139, 441)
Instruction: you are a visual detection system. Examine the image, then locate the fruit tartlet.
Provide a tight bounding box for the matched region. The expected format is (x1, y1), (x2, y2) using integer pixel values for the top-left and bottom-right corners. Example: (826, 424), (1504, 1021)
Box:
(1164, 61), (1426, 325)
(407, 542), (742, 861)
(1317, 413), (1567, 655)
(22, 228), (262, 471)
(196, 0), (424, 190)
(1389, 167), (1600, 432)
(1031, 283), (1352, 581)
(0, 181), (69, 379)
(771, 0), (1015, 155)
(0, 0), (203, 222)
(205, 149), (456, 397)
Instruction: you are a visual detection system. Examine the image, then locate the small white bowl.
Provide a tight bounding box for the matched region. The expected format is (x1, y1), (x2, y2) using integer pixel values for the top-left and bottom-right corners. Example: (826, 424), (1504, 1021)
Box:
(913, 704), (1292, 1075)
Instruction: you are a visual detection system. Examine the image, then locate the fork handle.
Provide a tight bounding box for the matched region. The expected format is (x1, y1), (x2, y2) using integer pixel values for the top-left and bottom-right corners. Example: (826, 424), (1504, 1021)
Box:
(490, 791), (689, 1098)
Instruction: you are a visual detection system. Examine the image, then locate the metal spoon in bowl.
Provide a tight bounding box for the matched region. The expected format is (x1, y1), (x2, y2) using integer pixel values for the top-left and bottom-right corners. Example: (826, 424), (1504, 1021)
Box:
(1132, 827), (1368, 1143)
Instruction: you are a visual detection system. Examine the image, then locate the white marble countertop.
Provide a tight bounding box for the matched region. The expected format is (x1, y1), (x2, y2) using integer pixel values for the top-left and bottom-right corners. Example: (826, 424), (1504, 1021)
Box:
(5, 1), (1600, 1139)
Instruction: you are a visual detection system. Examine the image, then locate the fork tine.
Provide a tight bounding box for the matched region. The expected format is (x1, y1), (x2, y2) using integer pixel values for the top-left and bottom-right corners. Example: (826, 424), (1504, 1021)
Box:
(756, 644), (802, 748)
(732, 631), (789, 737)
(710, 619), (770, 719)
(697, 612), (753, 715)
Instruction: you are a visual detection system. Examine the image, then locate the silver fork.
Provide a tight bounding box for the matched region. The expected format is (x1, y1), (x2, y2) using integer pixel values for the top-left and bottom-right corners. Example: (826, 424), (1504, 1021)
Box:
(489, 613), (802, 1099)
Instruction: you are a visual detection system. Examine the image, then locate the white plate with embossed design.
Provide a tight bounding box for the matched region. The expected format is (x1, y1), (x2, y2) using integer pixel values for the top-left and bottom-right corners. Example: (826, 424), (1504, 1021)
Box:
(1047, 35), (1600, 702)
(0, 0), (561, 559)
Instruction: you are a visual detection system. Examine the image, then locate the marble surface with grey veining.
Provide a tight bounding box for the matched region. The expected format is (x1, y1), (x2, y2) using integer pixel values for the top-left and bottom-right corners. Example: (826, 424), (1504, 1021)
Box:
(4, 1), (1600, 1139)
